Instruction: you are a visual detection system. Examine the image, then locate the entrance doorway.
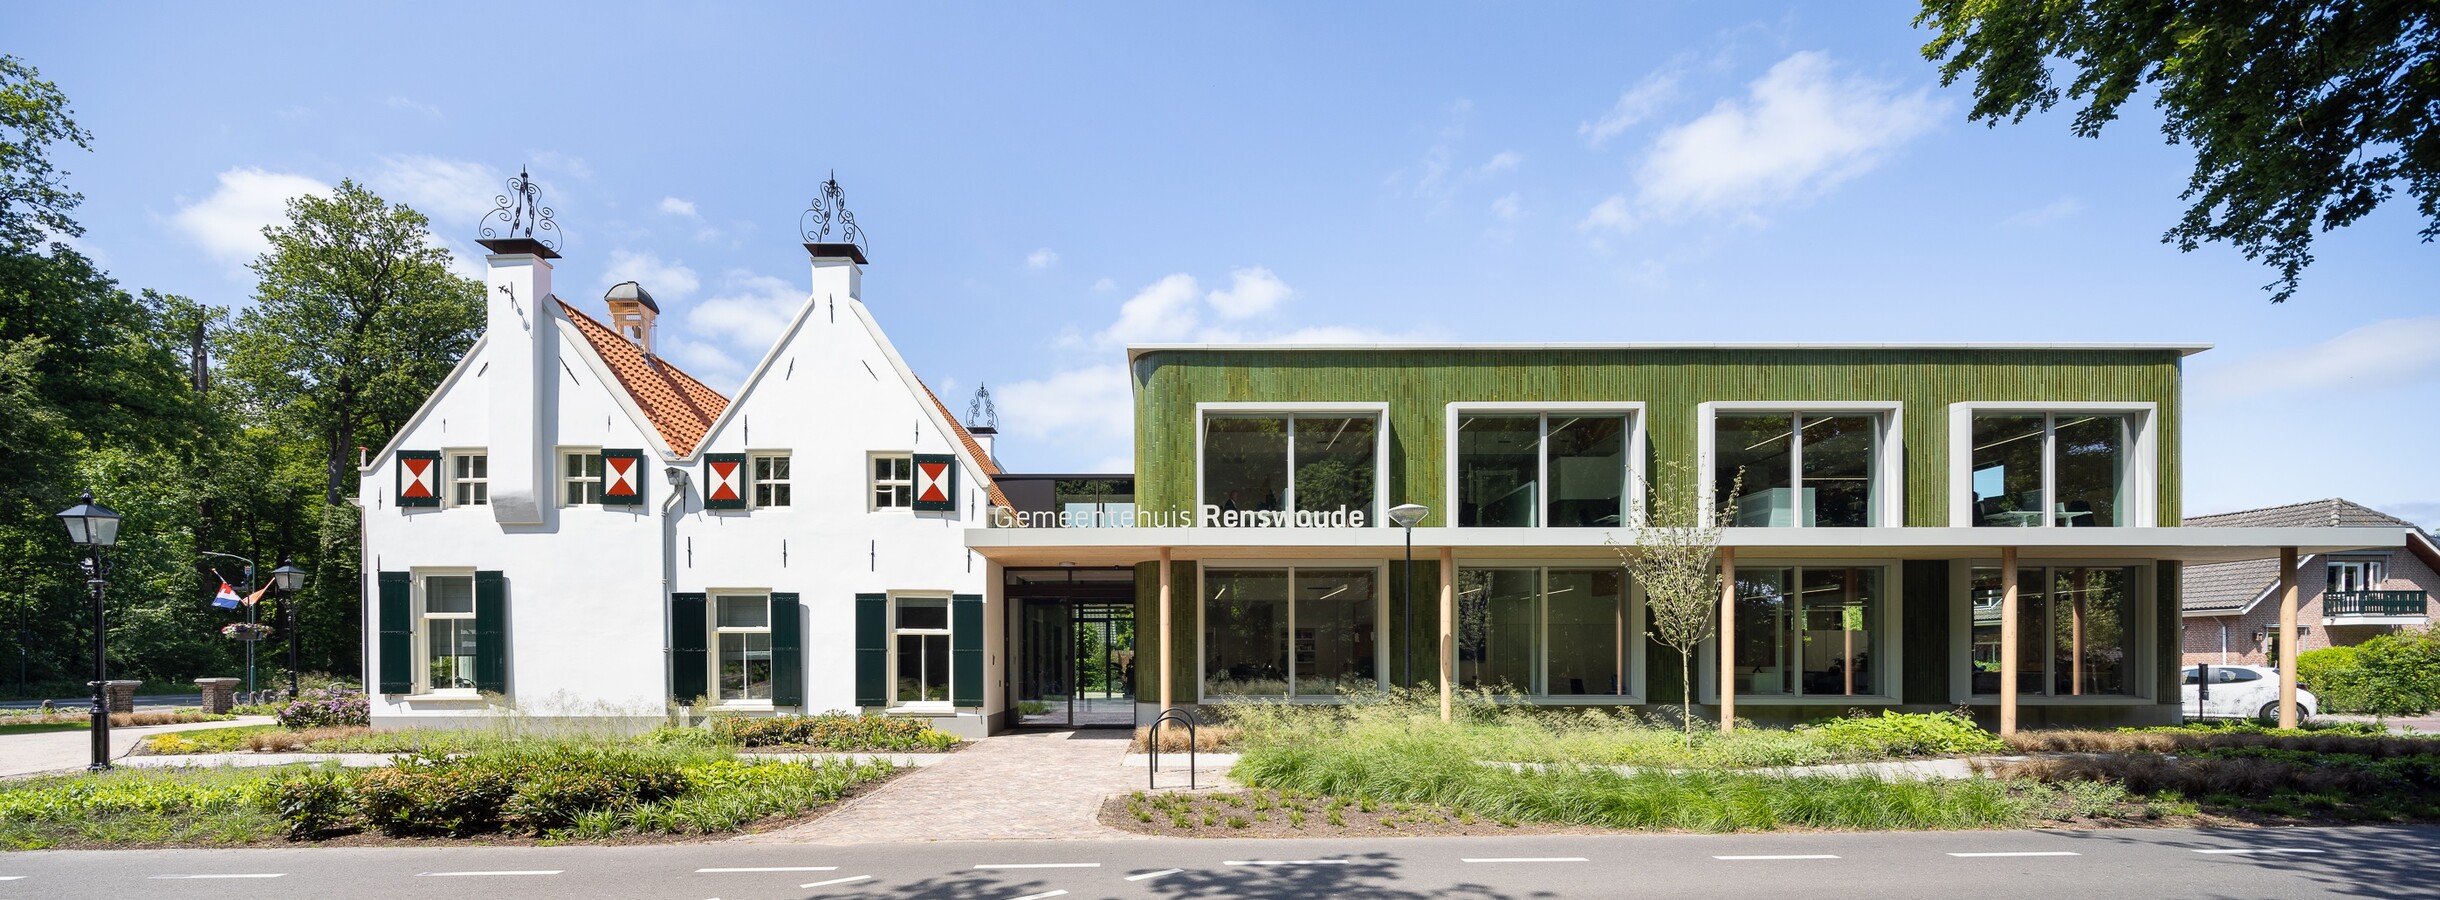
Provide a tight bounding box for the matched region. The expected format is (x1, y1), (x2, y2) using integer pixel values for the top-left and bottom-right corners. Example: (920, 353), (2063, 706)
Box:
(1008, 568), (1137, 728)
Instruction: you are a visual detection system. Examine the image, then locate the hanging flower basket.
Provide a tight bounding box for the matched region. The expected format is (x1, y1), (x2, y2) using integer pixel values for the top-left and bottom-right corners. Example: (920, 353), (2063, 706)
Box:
(221, 622), (273, 642)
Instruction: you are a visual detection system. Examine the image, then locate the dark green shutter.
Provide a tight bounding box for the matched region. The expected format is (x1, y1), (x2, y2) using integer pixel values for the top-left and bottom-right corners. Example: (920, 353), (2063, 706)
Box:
(771, 593), (803, 707)
(913, 453), (957, 512)
(952, 593), (982, 708)
(396, 450), (440, 508)
(704, 453), (748, 510)
(855, 593), (887, 706)
(474, 571), (506, 695)
(671, 593), (708, 702)
(602, 448), (646, 506)
(377, 571), (413, 694)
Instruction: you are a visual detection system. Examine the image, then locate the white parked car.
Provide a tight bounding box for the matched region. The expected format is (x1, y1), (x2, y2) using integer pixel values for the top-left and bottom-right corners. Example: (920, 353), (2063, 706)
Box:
(2179, 664), (2318, 723)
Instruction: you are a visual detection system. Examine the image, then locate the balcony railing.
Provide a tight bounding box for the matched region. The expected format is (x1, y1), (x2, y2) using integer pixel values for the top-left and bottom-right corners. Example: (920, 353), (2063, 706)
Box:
(2325, 590), (2429, 618)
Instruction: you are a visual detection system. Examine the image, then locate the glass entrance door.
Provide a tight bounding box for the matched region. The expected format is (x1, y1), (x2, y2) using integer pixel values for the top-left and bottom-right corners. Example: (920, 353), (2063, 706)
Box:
(1013, 598), (1136, 728)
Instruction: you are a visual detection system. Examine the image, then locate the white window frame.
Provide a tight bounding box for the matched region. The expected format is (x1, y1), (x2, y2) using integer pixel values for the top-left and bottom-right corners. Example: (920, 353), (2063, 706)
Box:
(1698, 401), (1904, 528)
(444, 449), (488, 508)
(889, 592), (954, 710)
(1195, 559), (1390, 702)
(1444, 402), (1647, 528)
(1946, 558), (2158, 705)
(709, 590), (774, 707)
(1947, 401), (2158, 528)
(870, 452), (914, 512)
(560, 446), (605, 507)
(413, 568), (480, 697)
(750, 451), (792, 509)
(1451, 559), (1647, 703)
(2327, 558), (2386, 593)
(1696, 558), (1906, 706)
(1194, 403), (1392, 527)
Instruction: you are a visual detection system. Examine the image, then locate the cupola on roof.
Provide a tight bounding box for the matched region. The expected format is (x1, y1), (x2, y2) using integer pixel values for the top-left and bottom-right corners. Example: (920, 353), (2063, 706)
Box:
(605, 280), (659, 313)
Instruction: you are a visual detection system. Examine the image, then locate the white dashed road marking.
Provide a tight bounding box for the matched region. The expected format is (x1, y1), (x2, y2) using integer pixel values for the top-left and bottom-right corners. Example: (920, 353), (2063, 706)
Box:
(1714, 855), (1840, 860)
(1009, 892), (1068, 900)
(0, 877), (24, 881)
(1464, 857), (1590, 863)
(414, 870), (564, 876)
(801, 875), (873, 888)
(148, 874), (285, 879)
(974, 863), (1099, 869)
(1224, 860), (1349, 866)
(2192, 848), (2327, 855)
(697, 866), (839, 873)
(1948, 852), (2079, 858)
(1125, 868), (1184, 881)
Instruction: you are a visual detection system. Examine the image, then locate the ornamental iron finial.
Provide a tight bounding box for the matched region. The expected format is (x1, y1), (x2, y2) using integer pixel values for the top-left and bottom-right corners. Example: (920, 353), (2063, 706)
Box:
(479, 166), (562, 253)
(799, 170), (868, 256)
(966, 383), (999, 431)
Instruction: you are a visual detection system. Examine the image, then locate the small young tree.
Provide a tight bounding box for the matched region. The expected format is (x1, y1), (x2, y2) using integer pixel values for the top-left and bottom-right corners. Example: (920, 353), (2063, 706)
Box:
(1612, 459), (1738, 740)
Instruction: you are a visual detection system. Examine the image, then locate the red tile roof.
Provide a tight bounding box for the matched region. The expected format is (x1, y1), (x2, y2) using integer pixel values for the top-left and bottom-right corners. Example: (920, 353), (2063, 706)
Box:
(920, 380), (1010, 510)
(558, 299), (729, 456)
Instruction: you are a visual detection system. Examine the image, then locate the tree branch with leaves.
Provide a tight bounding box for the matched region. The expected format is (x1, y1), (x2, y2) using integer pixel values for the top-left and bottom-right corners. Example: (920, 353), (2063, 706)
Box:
(1613, 459), (1739, 740)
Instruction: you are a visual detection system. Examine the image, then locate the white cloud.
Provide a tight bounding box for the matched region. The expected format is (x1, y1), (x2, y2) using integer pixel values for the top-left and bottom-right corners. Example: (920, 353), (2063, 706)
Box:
(658, 196), (699, 218)
(1026, 248), (1059, 270)
(1205, 267), (1291, 320)
(654, 271), (807, 384)
(2002, 196), (2083, 228)
(1579, 194), (1633, 233)
(1092, 277), (1116, 292)
(2195, 316), (2440, 401)
(1479, 151), (1522, 174)
(1580, 70), (1681, 147)
(370, 156), (500, 226)
(170, 167), (332, 268)
(993, 363), (1134, 448)
(1588, 51), (1942, 232)
(1490, 192), (1522, 223)
(598, 249), (702, 301)
(384, 96), (443, 119)
(1098, 274), (1204, 347)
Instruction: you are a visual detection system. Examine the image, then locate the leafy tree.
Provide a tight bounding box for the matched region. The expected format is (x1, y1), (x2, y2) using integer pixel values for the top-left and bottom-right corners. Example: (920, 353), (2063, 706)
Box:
(1917, 1), (2439, 301)
(1614, 460), (1739, 740)
(0, 55), (91, 252)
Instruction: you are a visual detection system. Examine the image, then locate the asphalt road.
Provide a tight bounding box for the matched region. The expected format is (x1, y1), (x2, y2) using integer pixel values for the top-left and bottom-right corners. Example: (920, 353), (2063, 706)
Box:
(4, 825), (2432, 899)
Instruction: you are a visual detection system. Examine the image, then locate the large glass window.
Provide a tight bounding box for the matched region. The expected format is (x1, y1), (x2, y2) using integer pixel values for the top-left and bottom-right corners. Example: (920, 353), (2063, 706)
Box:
(1730, 566), (1882, 697)
(1970, 413), (2132, 527)
(1969, 566), (2137, 696)
(1202, 414), (1377, 526)
(1456, 413), (1630, 527)
(894, 596), (950, 703)
(1205, 567), (1379, 698)
(420, 574), (476, 693)
(715, 594), (772, 702)
(1455, 567), (1629, 696)
(1713, 413), (1881, 527)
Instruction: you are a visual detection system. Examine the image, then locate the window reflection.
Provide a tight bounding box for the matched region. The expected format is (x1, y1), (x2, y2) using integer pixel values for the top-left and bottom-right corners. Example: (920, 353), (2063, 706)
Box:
(1971, 413), (2130, 527)
(1714, 413), (1880, 527)
(1969, 566), (2135, 696)
(1731, 566), (1881, 696)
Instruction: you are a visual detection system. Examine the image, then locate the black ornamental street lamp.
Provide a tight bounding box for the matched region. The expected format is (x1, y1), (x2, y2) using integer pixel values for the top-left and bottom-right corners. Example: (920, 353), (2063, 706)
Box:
(270, 560), (308, 698)
(1387, 503), (1430, 689)
(56, 491), (121, 772)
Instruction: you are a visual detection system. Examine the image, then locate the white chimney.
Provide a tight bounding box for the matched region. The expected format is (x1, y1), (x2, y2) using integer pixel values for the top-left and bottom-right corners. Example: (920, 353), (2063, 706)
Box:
(967, 425), (997, 466)
(481, 239), (558, 526)
(806, 241), (865, 309)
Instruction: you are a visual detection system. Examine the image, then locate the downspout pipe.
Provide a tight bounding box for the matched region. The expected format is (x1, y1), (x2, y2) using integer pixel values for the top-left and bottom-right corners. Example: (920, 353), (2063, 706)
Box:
(661, 467), (690, 721)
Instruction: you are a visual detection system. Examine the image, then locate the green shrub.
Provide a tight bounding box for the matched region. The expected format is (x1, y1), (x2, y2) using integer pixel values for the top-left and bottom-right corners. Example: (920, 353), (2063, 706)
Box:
(273, 771), (356, 838)
(354, 753), (519, 836)
(350, 748), (691, 836)
(1801, 711), (2005, 758)
(709, 713), (959, 751)
(2295, 633), (2440, 716)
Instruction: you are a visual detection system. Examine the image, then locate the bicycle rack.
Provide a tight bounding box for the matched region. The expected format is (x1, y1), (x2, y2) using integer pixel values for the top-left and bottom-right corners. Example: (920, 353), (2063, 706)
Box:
(1148, 706), (1198, 791)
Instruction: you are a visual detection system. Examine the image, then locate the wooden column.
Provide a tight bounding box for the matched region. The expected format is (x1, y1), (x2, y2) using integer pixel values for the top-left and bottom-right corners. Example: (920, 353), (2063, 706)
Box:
(1438, 546), (1455, 723)
(1158, 547), (1173, 712)
(2279, 546), (2300, 729)
(1843, 567), (1858, 697)
(1718, 547), (1737, 734)
(2071, 568), (2088, 696)
(1999, 547), (2019, 736)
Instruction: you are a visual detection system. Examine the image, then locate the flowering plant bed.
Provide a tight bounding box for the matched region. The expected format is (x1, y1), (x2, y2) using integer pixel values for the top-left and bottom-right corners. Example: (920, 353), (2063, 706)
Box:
(220, 623), (273, 642)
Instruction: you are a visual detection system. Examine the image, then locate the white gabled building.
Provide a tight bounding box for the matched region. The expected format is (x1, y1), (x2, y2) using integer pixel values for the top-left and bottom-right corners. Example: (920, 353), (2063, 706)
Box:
(359, 227), (1010, 737)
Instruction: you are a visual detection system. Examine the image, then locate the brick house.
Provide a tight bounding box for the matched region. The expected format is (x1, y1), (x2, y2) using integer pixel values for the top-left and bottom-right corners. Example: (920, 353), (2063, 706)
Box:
(2181, 499), (2440, 666)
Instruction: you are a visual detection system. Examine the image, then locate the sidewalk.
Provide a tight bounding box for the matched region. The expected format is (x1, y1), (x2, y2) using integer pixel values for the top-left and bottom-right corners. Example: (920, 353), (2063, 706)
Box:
(0, 715), (274, 778)
(737, 729), (1234, 844)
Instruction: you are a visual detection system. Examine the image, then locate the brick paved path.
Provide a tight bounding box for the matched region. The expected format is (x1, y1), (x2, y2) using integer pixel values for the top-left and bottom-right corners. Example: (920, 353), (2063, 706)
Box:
(739, 729), (1230, 844)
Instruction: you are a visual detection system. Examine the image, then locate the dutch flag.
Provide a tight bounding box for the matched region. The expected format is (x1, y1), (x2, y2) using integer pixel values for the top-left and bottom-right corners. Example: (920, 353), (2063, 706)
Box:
(212, 579), (242, 610)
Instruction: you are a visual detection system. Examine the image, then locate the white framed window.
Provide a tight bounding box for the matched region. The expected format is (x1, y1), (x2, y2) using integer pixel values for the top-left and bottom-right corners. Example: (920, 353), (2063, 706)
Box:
(445, 451), (488, 507)
(1195, 403), (1390, 528)
(1199, 561), (1387, 699)
(1698, 402), (1902, 528)
(1951, 560), (2154, 703)
(752, 453), (792, 508)
(1452, 563), (1642, 701)
(1446, 403), (1646, 528)
(1947, 402), (2157, 527)
(562, 448), (605, 506)
(2328, 559), (2386, 593)
(872, 453), (913, 511)
(417, 571), (477, 694)
(1696, 560), (1906, 705)
(892, 595), (951, 705)
(713, 592), (773, 703)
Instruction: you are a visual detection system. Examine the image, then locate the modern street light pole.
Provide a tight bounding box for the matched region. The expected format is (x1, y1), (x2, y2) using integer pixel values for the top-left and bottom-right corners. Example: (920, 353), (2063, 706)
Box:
(1387, 504), (1429, 689)
(270, 559), (308, 698)
(57, 491), (123, 773)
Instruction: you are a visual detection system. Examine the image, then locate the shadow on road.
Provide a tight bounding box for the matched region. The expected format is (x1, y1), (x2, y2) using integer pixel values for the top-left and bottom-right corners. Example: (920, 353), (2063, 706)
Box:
(2047, 823), (2440, 899)
(805, 851), (1556, 900)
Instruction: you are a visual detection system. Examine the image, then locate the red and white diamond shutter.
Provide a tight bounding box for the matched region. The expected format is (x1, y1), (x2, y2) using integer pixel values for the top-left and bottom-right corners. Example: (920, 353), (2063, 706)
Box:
(396, 450), (441, 508)
(912, 453), (957, 512)
(703, 453), (747, 511)
(601, 449), (646, 506)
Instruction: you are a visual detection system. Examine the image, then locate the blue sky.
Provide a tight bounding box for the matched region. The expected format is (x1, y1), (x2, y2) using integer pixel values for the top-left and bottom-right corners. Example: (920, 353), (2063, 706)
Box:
(20, 3), (2438, 525)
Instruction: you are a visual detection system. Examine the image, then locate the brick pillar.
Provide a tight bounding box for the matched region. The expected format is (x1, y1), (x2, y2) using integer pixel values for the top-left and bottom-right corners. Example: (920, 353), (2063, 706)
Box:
(194, 677), (240, 715)
(104, 680), (141, 713)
